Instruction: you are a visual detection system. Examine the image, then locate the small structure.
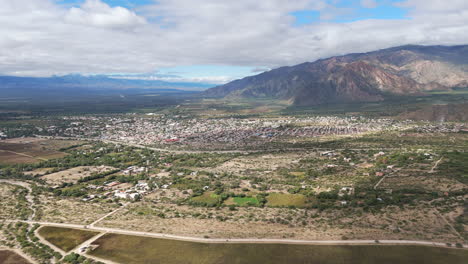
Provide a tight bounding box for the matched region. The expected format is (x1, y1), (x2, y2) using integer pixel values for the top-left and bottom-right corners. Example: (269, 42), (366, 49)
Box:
(374, 151), (385, 158)
(321, 151), (335, 157)
(338, 187), (354, 197)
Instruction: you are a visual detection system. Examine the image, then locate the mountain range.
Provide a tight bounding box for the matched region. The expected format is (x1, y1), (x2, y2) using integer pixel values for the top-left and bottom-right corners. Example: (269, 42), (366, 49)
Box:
(0, 74), (213, 99)
(205, 45), (468, 105)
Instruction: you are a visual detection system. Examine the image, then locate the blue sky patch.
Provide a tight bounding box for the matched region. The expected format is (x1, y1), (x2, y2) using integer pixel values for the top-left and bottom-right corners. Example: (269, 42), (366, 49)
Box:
(291, 0), (408, 25)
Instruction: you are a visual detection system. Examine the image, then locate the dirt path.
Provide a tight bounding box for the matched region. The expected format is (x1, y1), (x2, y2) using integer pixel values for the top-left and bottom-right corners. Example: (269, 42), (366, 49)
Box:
(429, 157), (444, 173)
(434, 210), (464, 240)
(34, 227), (66, 256)
(37, 136), (414, 154)
(373, 176), (387, 190)
(0, 247), (38, 264)
(7, 220), (466, 249)
(73, 232), (118, 264)
(0, 150), (47, 161)
(88, 203), (129, 228)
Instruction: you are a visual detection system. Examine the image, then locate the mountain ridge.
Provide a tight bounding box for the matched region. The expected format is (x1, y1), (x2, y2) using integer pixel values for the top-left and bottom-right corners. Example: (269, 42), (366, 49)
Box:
(205, 44), (468, 105)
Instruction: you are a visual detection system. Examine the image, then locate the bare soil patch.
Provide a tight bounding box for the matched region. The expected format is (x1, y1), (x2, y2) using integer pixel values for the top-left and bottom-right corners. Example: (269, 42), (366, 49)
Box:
(0, 250), (31, 264)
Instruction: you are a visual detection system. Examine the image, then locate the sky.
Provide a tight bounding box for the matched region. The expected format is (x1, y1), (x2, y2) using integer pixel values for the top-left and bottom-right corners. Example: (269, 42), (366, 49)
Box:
(1, 0), (468, 84)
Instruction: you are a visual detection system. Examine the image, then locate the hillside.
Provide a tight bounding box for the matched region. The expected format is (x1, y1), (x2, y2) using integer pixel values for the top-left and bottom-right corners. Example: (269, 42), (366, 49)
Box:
(205, 45), (468, 105)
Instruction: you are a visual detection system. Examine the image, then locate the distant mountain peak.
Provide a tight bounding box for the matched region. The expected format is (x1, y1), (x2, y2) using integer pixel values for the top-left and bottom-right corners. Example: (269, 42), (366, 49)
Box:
(205, 44), (468, 105)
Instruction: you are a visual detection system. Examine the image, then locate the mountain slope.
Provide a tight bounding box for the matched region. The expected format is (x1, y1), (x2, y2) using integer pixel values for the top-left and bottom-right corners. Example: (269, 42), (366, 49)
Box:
(205, 45), (468, 105)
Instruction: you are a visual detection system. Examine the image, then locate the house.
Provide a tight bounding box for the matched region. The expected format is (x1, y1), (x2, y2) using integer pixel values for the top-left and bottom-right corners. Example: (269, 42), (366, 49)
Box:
(82, 195), (95, 202)
(122, 166), (146, 175)
(106, 181), (121, 187)
(114, 191), (128, 199)
(128, 193), (140, 200)
(338, 187), (354, 197)
(135, 182), (150, 192)
(321, 151), (335, 157)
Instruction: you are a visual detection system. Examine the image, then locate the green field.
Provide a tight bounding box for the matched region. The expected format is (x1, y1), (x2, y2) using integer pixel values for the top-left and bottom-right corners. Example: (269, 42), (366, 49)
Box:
(37, 226), (99, 252)
(266, 193), (308, 208)
(225, 196), (259, 206)
(190, 192), (221, 206)
(89, 233), (468, 264)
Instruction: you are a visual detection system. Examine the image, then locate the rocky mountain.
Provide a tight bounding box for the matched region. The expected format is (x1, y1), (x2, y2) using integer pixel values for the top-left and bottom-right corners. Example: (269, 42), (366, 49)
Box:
(205, 45), (468, 105)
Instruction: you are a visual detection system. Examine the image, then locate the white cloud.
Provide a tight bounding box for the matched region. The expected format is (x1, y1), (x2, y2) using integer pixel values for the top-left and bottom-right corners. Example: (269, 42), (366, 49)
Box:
(0, 0), (467, 80)
(65, 0), (146, 29)
(360, 0), (378, 9)
(111, 74), (233, 84)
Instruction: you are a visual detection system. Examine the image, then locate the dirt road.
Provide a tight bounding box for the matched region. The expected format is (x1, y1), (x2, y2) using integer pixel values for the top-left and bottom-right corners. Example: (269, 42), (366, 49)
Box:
(9, 220), (466, 249)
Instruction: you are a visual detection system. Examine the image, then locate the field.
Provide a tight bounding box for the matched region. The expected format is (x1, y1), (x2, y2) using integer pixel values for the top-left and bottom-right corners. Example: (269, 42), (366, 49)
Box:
(0, 137), (80, 165)
(0, 250), (31, 264)
(266, 193), (308, 208)
(41, 166), (117, 185)
(89, 233), (468, 264)
(38, 196), (118, 224)
(190, 192), (221, 206)
(0, 183), (32, 220)
(37, 226), (99, 252)
(0, 150), (39, 165)
(225, 197), (259, 206)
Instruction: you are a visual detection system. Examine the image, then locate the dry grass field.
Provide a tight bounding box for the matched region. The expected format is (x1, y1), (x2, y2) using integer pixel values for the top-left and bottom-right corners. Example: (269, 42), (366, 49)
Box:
(0, 250), (31, 264)
(0, 137), (82, 165)
(96, 201), (464, 243)
(41, 166), (117, 185)
(23, 168), (55, 177)
(89, 233), (468, 264)
(38, 226), (99, 252)
(0, 183), (32, 220)
(0, 150), (39, 165)
(38, 195), (118, 224)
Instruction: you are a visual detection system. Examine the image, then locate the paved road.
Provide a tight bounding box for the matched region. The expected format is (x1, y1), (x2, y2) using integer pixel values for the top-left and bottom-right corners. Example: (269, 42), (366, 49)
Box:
(7, 219), (466, 249)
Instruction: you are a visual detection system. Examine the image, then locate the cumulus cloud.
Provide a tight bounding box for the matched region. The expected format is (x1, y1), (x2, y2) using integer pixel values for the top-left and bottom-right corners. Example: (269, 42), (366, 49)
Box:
(0, 0), (467, 79)
(111, 74), (233, 84)
(65, 0), (146, 29)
